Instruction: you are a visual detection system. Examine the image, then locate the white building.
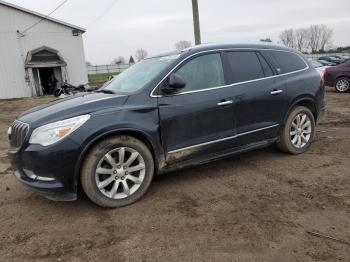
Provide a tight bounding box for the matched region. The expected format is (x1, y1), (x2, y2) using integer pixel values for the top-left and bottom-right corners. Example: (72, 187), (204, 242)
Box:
(0, 1), (88, 99)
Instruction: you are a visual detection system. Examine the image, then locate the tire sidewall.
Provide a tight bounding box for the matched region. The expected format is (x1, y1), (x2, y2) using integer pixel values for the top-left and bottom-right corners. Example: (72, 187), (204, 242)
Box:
(81, 136), (154, 208)
(283, 107), (315, 154)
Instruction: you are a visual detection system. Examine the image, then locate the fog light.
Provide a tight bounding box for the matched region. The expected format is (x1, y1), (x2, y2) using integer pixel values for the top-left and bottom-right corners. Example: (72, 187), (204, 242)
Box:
(23, 169), (55, 182)
(37, 176), (55, 182)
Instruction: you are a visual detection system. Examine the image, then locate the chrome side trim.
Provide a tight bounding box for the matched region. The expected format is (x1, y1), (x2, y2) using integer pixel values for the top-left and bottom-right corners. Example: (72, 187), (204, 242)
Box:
(150, 48), (309, 97)
(270, 90), (283, 95)
(217, 100), (233, 106)
(168, 124), (279, 154)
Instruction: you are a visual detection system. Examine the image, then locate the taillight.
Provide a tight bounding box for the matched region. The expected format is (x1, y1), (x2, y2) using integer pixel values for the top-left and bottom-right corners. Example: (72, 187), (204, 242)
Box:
(322, 68), (328, 81)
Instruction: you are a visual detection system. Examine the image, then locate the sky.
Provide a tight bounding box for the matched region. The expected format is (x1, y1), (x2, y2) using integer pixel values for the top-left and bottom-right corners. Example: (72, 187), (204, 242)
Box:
(6, 0), (350, 64)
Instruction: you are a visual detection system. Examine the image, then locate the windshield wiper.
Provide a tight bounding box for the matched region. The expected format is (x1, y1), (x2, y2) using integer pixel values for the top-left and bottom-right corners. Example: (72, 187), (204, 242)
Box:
(95, 89), (116, 94)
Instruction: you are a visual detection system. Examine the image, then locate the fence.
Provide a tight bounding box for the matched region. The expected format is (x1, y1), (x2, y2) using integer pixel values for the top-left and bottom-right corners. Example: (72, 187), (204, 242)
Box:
(87, 63), (131, 75)
(304, 52), (349, 60)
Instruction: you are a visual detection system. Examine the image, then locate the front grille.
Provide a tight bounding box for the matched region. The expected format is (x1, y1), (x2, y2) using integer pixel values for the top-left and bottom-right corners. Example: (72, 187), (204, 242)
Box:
(9, 121), (29, 148)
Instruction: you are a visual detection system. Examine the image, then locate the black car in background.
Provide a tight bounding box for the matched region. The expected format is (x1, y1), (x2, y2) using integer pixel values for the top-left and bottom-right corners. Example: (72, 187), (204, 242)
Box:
(317, 59), (336, 66)
(319, 56), (343, 65)
(8, 43), (325, 208)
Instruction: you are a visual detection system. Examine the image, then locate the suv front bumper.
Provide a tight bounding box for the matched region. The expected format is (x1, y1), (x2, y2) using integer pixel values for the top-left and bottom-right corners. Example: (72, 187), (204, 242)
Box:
(8, 139), (81, 201)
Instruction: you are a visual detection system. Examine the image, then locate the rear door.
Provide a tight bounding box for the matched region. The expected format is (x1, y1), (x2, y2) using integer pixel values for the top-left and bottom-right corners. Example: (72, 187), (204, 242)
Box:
(157, 52), (236, 164)
(223, 50), (286, 146)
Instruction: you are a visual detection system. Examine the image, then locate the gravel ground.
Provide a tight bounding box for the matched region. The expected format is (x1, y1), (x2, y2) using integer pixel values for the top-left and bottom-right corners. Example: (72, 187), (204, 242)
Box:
(0, 88), (349, 262)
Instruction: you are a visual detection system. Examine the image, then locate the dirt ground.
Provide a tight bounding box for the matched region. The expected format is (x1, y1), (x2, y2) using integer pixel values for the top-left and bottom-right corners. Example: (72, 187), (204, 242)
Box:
(0, 88), (349, 262)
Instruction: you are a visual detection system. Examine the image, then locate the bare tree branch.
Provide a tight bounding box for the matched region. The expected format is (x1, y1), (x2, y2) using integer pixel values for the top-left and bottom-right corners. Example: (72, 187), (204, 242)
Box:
(280, 24), (333, 53)
(279, 29), (296, 49)
(175, 40), (192, 51)
(135, 49), (148, 62)
(308, 25), (323, 53)
(295, 28), (309, 52)
(319, 25), (333, 51)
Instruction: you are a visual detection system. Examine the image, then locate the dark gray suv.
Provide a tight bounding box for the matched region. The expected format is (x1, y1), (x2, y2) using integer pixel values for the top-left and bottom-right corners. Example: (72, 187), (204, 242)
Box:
(8, 43), (325, 208)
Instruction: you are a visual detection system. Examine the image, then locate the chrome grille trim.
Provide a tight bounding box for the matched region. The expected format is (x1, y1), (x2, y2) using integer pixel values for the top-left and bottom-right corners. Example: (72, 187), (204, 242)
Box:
(9, 120), (29, 148)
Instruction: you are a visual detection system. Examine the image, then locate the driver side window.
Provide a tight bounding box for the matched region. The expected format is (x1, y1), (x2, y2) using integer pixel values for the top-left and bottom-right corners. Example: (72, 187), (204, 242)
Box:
(175, 53), (225, 92)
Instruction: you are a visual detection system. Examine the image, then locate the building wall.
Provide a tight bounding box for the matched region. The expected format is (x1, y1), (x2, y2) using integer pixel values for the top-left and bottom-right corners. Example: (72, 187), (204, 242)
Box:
(0, 4), (88, 99)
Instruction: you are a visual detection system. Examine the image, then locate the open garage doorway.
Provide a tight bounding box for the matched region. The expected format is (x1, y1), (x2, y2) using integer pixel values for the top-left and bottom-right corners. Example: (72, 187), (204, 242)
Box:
(25, 46), (67, 96)
(32, 67), (63, 95)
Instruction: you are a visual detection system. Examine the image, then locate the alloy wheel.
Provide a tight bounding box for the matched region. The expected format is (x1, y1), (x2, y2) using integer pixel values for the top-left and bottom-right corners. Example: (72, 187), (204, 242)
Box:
(95, 147), (146, 199)
(336, 79), (349, 92)
(290, 113), (312, 149)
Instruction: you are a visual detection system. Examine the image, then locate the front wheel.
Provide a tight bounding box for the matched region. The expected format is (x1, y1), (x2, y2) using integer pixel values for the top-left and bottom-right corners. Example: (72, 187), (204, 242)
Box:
(81, 136), (154, 208)
(277, 106), (315, 154)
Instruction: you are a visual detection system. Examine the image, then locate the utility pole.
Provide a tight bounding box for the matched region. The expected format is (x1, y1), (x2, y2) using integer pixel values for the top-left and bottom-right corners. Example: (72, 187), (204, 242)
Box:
(191, 0), (201, 45)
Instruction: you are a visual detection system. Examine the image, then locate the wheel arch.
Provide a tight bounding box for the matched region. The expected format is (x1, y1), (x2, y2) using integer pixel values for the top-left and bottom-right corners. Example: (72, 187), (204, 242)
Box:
(73, 128), (161, 191)
(283, 97), (318, 125)
(335, 75), (350, 81)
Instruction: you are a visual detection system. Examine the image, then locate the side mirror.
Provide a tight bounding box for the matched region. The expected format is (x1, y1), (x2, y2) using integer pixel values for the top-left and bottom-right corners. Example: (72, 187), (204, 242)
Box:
(161, 73), (186, 94)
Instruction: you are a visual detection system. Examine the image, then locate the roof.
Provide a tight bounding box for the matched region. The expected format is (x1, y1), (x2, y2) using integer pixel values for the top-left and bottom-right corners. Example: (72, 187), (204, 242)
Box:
(183, 42), (292, 53)
(0, 0), (86, 32)
(149, 42), (295, 60)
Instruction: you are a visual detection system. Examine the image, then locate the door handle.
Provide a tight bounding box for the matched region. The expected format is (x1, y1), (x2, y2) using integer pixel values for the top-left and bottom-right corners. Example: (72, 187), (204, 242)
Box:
(217, 100), (233, 106)
(270, 89), (283, 95)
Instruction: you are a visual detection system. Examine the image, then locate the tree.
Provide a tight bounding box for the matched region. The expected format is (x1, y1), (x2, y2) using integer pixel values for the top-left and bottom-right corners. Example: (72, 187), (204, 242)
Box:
(86, 61), (92, 66)
(129, 56), (135, 65)
(135, 49), (148, 62)
(295, 28), (309, 52)
(260, 38), (272, 43)
(175, 40), (192, 51)
(279, 24), (333, 53)
(307, 24), (332, 52)
(308, 25), (323, 53)
(319, 25), (333, 51)
(112, 56), (126, 65)
(279, 29), (296, 49)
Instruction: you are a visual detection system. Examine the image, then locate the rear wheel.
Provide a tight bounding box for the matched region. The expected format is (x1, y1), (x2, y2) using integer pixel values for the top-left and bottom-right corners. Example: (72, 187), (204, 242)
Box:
(277, 106), (315, 154)
(81, 135), (154, 208)
(335, 77), (350, 93)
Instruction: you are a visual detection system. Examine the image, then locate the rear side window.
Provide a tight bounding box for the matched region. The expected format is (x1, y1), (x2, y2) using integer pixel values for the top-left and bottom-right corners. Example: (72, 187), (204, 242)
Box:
(175, 53), (225, 92)
(262, 50), (307, 74)
(226, 51), (266, 83)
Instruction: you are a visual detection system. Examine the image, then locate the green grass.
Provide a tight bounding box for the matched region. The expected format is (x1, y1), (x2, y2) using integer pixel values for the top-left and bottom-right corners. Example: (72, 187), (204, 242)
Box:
(88, 72), (120, 82)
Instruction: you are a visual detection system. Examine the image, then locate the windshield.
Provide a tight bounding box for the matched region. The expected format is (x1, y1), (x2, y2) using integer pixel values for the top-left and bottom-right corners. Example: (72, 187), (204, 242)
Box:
(101, 55), (180, 94)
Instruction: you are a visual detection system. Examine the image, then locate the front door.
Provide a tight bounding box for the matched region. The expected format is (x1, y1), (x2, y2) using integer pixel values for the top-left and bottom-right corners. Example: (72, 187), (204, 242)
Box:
(158, 53), (236, 164)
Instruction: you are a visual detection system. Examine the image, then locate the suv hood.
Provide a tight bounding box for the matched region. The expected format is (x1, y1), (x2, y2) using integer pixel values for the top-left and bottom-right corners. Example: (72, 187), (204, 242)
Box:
(18, 92), (129, 127)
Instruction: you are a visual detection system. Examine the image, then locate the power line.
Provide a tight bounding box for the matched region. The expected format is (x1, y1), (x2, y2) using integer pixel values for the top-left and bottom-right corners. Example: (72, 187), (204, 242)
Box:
(87, 0), (120, 28)
(21, 0), (68, 34)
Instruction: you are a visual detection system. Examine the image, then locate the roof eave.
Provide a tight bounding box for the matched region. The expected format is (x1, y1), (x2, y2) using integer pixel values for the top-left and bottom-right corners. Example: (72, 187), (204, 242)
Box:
(0, 0), (86, 32)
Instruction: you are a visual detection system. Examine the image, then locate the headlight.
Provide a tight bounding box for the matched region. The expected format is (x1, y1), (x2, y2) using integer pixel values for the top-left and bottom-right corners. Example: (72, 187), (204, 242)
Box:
(29, 115), (90, 146)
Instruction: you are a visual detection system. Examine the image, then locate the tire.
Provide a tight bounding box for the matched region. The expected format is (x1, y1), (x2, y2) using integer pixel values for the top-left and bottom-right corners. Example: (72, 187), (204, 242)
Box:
(53, 89), (62, 97)
(81, 135), (154, 208)
(334, 77), (350, 93)
(277, 106), (315, 154)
